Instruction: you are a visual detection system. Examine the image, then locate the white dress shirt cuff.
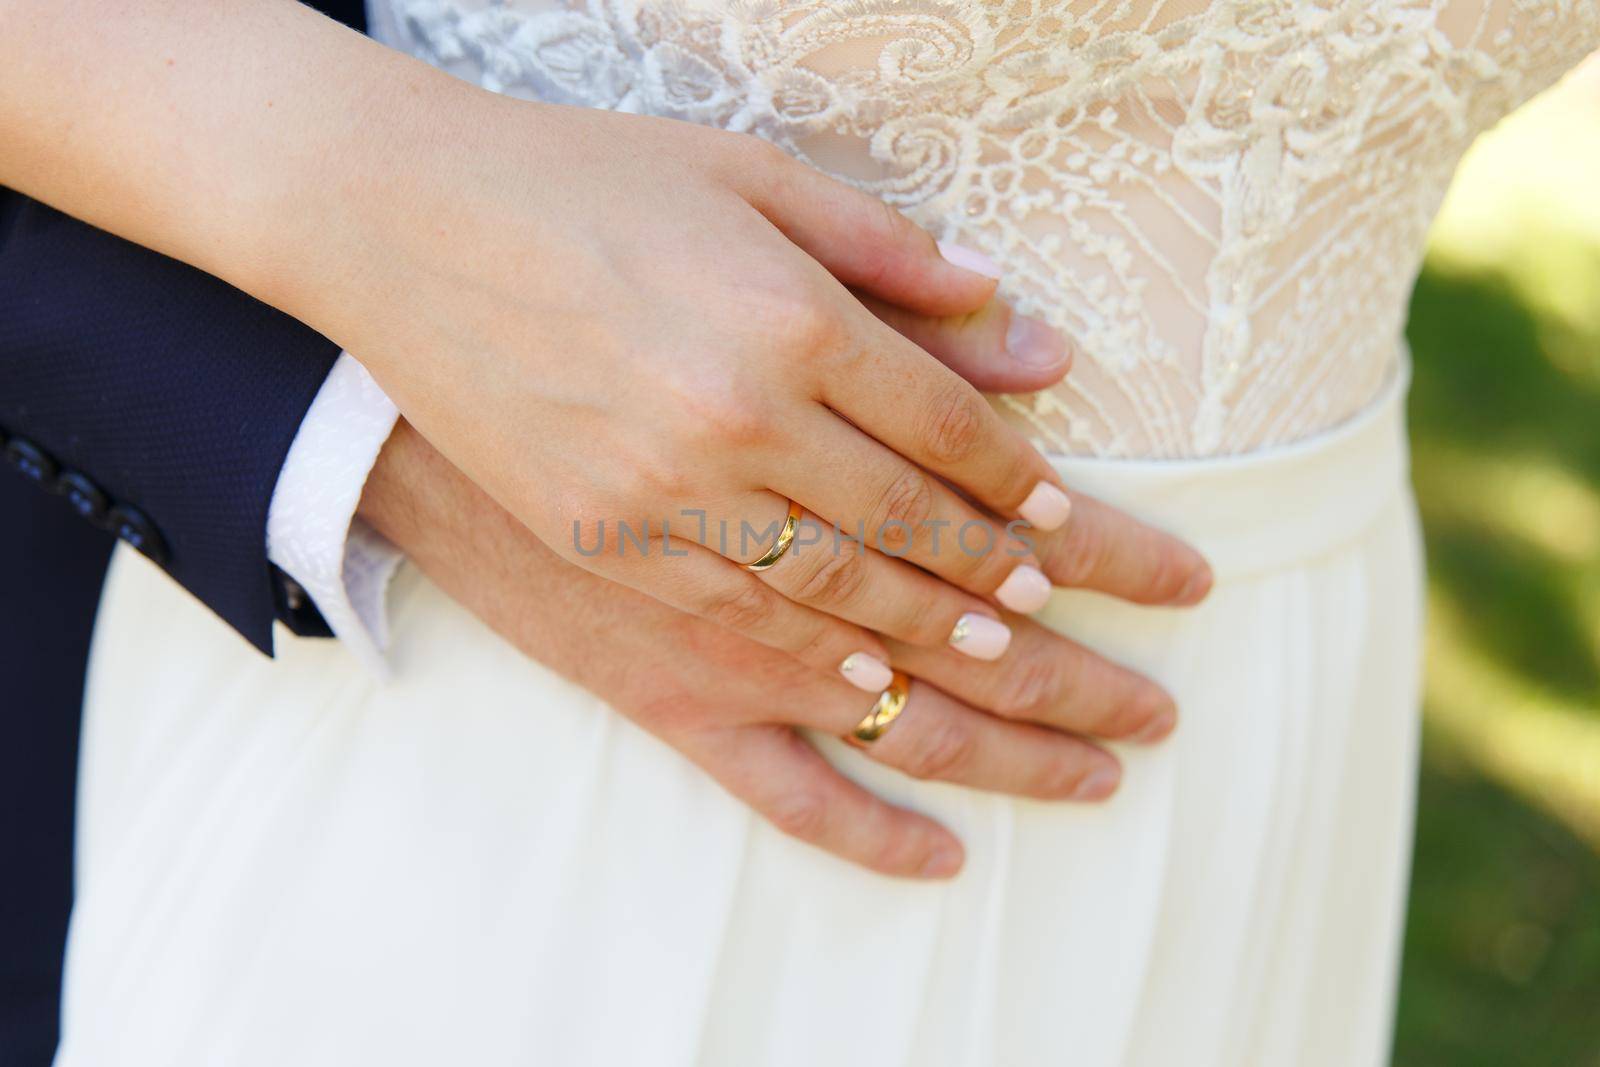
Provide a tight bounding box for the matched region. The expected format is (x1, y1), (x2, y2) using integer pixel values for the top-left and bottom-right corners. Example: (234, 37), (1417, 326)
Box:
(266, 353), (403, 675)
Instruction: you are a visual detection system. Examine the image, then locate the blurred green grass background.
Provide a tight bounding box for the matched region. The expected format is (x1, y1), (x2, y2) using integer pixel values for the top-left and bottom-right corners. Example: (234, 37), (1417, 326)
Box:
(1395, 61), (1600, 1066)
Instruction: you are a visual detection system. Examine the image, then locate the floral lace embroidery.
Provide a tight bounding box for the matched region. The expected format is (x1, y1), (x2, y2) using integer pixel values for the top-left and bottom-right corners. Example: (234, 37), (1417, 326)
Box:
(375, 0), (1600, 457)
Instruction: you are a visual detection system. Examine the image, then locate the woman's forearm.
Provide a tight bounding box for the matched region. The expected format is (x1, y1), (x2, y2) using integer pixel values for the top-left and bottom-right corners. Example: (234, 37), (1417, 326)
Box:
(0, 0), (469, 316)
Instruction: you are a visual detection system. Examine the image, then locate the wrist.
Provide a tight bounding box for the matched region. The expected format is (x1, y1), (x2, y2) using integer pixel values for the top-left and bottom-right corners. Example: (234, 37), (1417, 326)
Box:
(252, 76), (546, 374)
(225, 30), (491, 330)
(355, 418), (415, 544)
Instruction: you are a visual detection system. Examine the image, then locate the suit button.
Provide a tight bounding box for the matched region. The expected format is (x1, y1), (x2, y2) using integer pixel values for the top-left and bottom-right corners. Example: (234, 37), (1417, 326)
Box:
(55, 470), (110, 526)
(4, 437), (57, 485)
(107, 504), (169, 566)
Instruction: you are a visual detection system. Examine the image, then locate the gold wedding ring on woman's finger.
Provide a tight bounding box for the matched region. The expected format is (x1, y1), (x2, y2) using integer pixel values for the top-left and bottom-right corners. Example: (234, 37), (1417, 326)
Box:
(743, 499), (804, 572)
(849, 671), (911, 745)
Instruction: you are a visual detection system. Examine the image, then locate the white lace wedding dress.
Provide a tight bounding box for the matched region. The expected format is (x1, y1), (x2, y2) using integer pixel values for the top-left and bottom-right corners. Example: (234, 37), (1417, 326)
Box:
(59, 3), (1600, 1065)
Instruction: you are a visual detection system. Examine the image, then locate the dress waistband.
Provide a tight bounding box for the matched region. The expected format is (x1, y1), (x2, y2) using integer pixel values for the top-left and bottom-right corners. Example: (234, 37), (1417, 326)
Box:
(1048, 356), (1412, 582)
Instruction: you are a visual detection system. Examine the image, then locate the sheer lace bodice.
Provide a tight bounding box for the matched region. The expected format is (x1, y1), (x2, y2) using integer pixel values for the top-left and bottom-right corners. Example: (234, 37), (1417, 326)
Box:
(373, 0), (1599, 458)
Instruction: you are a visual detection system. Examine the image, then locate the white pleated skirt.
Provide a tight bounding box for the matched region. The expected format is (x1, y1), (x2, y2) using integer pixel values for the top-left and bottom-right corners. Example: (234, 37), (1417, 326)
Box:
(59, 368), (1424, 1067)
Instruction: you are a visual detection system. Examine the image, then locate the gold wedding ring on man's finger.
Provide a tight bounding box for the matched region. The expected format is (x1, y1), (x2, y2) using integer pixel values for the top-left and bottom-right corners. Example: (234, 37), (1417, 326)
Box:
(849, 671), (911, 745)
(743, 499), (804, 572)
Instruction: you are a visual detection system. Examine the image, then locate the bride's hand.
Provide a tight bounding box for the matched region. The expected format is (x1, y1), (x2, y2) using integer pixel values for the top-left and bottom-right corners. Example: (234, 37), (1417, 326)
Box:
(283, 92), (1210, 688)
(1, 1), (1208, 687)
(364, 420), (1180, 879)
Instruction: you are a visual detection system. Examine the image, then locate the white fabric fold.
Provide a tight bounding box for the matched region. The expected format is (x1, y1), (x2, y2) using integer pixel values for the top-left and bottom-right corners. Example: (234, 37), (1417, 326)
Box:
(70, 367), (1423, 1067)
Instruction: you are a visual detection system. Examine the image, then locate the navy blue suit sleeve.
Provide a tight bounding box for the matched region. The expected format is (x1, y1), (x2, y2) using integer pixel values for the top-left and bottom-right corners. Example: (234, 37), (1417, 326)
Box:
(0, 192), (341, 654)
(0, 5), (370, 1063)
(0, 0), (370, 655)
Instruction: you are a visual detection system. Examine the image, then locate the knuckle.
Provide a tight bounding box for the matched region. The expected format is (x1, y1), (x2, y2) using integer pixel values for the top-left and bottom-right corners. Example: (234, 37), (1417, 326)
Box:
(853, 199), (920, 291)
(724, 131), (793, 187)
(1047, 519), (1111, 588)
(1145, 542), (1197, 602)
(790, 620), (844, 666)
(871, 468), (935, 547)
(698, 396), (772, 450)
(665, 375), (774, 451)
(767, 790), (828, 842)
(745, 133), (790, 168)
(904, 718), (976, 781)
(1109, 685), (1173, 738)
(964, 534), (1019, 586)
(632, 455), (694, 501)
(1104, 701), (1151, 740)
(868, 828), (925, 876)
(559, 496), (616, 549)
(992, 656), (1063, 720)
(791, 548), (869, 610)
(901, 595), (961, 646)
(703, 582), (776, 634)
(567, 499), (654, 559)
(996, 453), (1045, 510)
(873, 195), (914, 242)
(604, 455), (661, 513)
(761, 286), (839, 354)
(633, 692), (697, 734)
(1041, 757), (1089, 799)
(917, 382), (988, 466)
(908, 604), (953, 646)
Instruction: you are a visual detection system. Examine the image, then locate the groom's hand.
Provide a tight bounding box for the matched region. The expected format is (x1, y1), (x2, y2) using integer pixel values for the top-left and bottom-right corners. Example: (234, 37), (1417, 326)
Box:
(360, 419), (1182, 880)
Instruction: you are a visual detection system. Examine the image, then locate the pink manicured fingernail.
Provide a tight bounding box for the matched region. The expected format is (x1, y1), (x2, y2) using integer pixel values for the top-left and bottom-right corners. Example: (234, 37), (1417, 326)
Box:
(1074, 764), (1121, 801)
(936, 240), (1003, 281)
(1005, 314), (1070, 369)
(1018, 482), (1073, 532)
(994, 564), (1052, 614)
(948, 612), (1011, 661)
(839, 652), (894, 693)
